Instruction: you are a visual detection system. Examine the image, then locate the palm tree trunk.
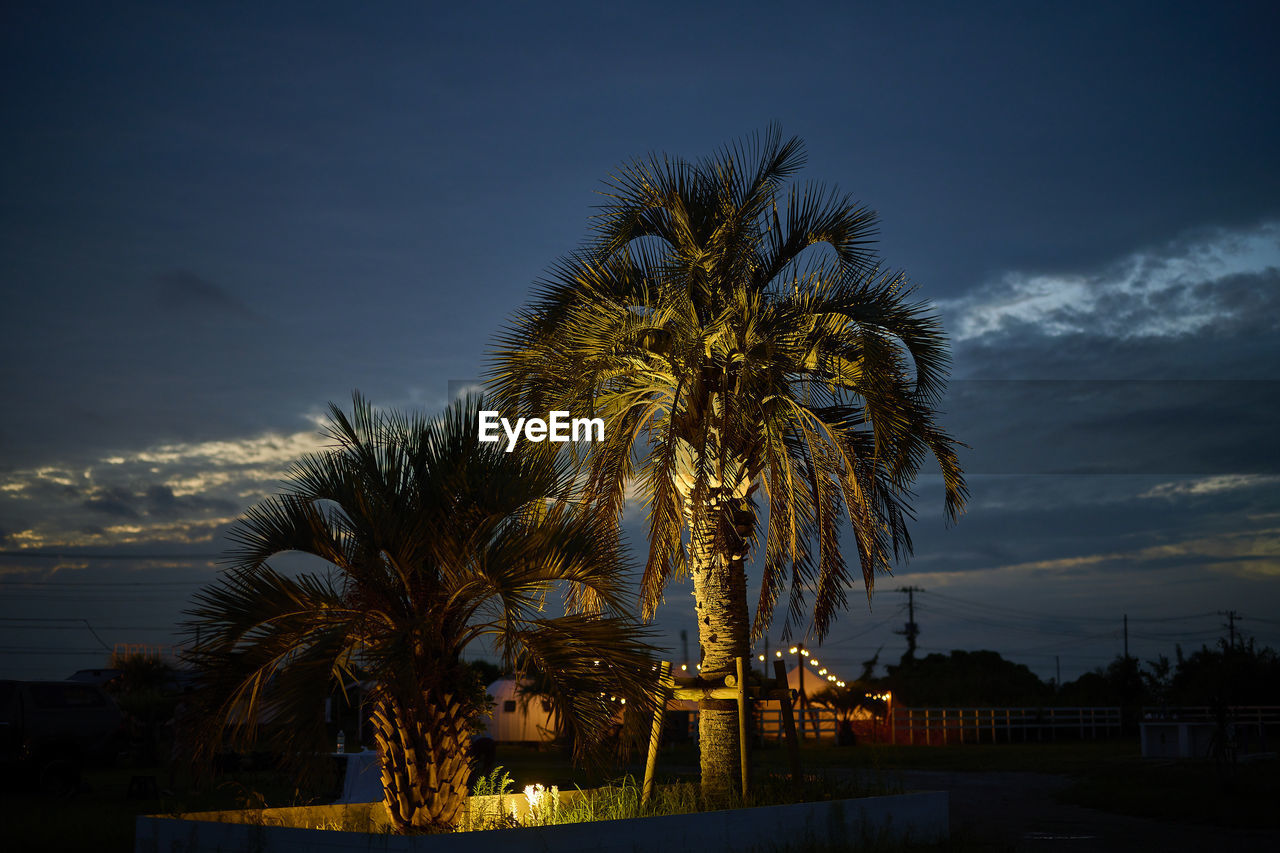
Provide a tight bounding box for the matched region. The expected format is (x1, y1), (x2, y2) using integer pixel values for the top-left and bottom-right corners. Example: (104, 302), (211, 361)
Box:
(690, 500), (750, 799)
(370, 689), (472, 832)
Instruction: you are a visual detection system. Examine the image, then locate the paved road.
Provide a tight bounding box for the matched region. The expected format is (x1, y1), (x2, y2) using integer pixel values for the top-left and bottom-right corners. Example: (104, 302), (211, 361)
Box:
(896, 770), (1280, 852)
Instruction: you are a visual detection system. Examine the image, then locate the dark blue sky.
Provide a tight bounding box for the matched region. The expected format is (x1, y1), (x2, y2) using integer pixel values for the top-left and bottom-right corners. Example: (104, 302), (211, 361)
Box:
(3, 1), (1279, 684)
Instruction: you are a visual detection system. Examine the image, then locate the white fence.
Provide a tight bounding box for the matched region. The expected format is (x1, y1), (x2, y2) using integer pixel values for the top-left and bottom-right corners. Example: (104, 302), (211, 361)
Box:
(676, 704), (1278, 746)
(887, 706), (1122, 745)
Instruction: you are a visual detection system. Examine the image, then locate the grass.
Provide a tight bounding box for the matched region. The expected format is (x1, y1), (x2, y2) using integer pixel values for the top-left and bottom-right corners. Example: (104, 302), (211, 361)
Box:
(459, 763), (901, 833)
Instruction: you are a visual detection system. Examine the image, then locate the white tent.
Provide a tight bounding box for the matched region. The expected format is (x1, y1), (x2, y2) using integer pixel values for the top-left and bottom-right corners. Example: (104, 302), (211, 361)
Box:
(784, 662), (834, 701)
(480, 679), (557, 742)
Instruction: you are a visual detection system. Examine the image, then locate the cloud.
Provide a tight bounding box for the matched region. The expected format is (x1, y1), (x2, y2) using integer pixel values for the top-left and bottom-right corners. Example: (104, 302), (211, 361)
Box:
(81, 486), (141, 519)
(940, 221), (1280, 342)
(0, 425), (329, 550)
(1140, 475), (1280, 500)
(904, 527), (1280, 586)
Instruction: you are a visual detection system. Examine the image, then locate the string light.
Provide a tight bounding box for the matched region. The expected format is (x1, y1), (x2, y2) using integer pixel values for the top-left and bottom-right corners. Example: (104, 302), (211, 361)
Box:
(775, 651), (782, 658)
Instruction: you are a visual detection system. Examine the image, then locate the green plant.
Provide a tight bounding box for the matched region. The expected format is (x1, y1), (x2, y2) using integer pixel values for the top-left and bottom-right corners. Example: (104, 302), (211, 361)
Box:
(458, 766), (519, 832)
(490, 126), (966, 796)
(185, 395), (659, 833)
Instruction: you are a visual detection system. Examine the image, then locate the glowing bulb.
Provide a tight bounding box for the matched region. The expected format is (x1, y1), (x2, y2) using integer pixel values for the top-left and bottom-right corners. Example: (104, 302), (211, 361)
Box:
(810, 659), (819, 666)
(819, 668), (827, 675)
(789, 647), (798, 654)
(680, 664), (687, 671)
(758, 654), (765, 661)
(775, 651), (782, 658)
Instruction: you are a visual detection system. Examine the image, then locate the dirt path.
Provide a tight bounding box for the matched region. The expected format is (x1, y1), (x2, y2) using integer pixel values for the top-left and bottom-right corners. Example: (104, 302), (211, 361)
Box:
(896, 770), (1280, 852)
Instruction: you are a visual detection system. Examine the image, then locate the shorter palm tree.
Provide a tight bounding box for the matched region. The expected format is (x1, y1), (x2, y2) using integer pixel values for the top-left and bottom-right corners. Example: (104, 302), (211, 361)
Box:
(185, 395), (657, 832)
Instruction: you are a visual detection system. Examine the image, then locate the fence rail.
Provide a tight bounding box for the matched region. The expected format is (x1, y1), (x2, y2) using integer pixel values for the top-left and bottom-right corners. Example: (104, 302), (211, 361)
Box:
(728, 705), (1124, 745)
(675, 704), (1280, 746)
(1142, 706), (1280, 726)
(887, 706), (1121, 744)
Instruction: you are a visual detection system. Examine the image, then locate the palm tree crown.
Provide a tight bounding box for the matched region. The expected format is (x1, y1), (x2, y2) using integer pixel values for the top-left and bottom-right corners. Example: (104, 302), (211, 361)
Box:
(185, 395), (656, 831)
(490, 127), (966, 793)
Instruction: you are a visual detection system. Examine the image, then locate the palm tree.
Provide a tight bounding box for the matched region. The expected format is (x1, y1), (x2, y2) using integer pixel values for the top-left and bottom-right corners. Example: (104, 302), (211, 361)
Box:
(184, 395), (657, 832)
(489, 127), (966, 795)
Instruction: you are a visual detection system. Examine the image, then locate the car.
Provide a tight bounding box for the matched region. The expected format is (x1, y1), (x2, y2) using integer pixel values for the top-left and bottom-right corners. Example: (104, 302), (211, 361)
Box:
(0, 679), (125, 796)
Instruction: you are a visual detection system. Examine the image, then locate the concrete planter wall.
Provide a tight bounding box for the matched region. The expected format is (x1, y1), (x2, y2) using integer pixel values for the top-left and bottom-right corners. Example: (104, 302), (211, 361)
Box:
(136, 790), (948, 852)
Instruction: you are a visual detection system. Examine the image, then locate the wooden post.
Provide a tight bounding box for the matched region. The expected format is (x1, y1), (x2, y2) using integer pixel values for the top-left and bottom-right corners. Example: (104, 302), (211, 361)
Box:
(771, 660), (802, 784)
(736, 656), (750, 797)
(642, 662), (672, 805)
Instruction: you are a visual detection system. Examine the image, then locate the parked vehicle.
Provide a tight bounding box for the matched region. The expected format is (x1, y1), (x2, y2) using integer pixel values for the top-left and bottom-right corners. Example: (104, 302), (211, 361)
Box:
(0, 679), (124, 795)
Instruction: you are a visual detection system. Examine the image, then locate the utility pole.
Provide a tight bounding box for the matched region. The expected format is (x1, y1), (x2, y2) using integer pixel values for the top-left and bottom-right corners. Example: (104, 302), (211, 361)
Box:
(896, 586), (923, 661)
(1123, 614), (1128, 660)
(1219, 610), (1240, 649)
(1055, 655), (1061, 689)
(784, 642), (809, 739)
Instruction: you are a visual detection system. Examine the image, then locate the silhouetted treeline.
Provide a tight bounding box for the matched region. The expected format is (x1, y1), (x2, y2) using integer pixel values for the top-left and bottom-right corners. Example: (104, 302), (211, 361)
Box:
(878, 639), (1280, 707)
(1057, 639), (1280, 708)
(885, 650), (1050, 706)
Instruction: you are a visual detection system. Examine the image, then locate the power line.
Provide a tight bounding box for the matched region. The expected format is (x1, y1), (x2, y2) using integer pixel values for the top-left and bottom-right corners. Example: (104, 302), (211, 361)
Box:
(0, 580), (210, 587)
(0, 623), (176, 632)
(0, 551), (221, 560)
(820, 615), (899, 647)
(924, 590), (1217, 626)
(0, 647), (111, 655)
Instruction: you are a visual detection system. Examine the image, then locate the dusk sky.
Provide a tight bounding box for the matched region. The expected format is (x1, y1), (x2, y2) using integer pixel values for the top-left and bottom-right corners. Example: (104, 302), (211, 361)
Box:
(3, 2), (1278, 686)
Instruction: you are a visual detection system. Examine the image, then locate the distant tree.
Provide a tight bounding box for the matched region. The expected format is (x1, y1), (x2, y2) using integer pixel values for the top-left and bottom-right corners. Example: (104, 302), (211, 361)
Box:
(186, 396), (657, 832)
(1058, 655), (1144, 713)
(105, 652), (179, 765)
(1170, 639), (1280, 706)
(886, 650), (1049, 706)
(468, 659), (504, 690)
(1141, 654), (1173, 707)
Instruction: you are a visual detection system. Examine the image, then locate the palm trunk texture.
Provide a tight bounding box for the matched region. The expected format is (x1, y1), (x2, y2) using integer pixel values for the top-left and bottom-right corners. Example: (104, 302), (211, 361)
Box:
(370, 690), (472, 832)
(690, 498), (751, 799)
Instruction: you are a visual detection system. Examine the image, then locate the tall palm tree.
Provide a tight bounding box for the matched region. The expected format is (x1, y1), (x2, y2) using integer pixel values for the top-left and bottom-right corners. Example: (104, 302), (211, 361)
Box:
(184, 395), (657, 832)
(489, 127), (966, 795)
